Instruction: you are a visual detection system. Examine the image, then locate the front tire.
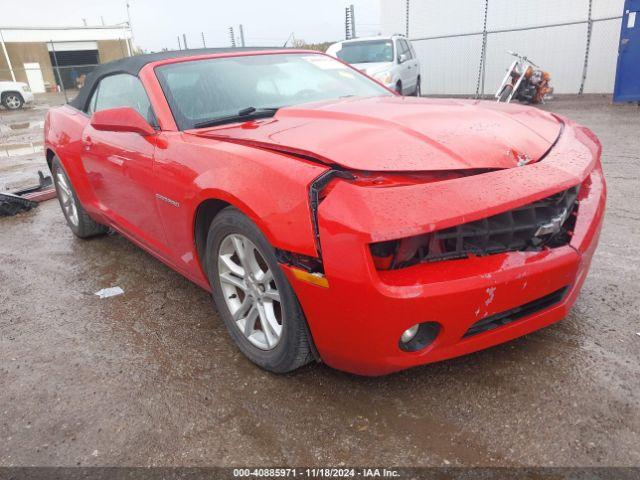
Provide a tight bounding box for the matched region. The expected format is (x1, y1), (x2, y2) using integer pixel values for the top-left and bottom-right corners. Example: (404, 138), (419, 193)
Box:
(51, 156), (107, 238)
(395, 81), (403, 95)
(205, 207), (314, 373)
(2, 92), (24, 110)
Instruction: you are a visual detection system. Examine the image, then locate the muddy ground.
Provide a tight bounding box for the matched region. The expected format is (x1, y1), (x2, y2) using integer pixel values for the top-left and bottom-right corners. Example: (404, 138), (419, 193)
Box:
(0, 95), (638, 467)
(0, 92), (69, 193)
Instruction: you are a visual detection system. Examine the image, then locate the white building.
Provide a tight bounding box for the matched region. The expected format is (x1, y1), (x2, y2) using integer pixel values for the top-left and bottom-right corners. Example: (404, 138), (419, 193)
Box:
(380, 0), (624, 95)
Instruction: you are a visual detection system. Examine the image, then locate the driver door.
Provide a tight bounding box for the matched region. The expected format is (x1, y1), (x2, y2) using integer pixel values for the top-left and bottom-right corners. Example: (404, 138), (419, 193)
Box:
(81, 73), (167, 252)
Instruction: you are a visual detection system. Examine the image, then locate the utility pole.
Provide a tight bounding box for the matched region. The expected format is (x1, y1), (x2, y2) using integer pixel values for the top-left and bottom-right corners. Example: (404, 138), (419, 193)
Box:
(239, 24), (246, 47)
(177, 35), (182, 50)
(201, 32), (206, 48)
(229, 26), (236, 47)
(345, 5), (356, 40)
(126, 0), (135, 50)
(350, 4), (356, 39)
(183, 33), (188, 49)
(345, 7), (351, 39)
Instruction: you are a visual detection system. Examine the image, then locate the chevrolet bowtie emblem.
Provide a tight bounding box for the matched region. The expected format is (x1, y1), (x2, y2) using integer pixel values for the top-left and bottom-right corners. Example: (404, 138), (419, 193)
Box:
(508, 148), (533, 167)
(535, 207), (570, 237)
(516, 152), (532, 167)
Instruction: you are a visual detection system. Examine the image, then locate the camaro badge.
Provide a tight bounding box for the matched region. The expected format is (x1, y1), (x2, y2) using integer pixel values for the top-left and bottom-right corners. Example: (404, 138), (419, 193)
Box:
(155, 193), (180, 208)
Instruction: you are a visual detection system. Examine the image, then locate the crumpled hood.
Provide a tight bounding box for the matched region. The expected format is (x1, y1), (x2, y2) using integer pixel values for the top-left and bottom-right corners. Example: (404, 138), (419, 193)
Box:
(194, 96), (562, 172)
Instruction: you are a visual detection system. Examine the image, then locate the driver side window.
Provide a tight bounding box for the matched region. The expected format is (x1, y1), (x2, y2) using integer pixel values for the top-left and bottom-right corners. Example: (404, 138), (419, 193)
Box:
(85, 74), (157, 127)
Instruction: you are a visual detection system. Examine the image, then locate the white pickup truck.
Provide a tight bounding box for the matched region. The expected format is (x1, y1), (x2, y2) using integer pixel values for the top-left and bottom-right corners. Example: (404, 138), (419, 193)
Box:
(0, 80), (34, 110)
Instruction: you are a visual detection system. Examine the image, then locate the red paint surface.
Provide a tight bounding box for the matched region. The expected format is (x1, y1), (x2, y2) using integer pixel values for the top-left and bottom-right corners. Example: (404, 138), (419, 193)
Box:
(195, 96), (561, 171)
(45, 50), (606, 375)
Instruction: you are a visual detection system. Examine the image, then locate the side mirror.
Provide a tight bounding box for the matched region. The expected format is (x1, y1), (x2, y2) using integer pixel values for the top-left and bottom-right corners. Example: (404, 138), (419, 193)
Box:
(90, 107), (156, 136)
(398, 53), (409, 64)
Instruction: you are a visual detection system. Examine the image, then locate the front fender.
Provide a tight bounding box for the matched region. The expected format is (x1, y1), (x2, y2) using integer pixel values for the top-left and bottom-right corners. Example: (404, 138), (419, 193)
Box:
(152, 132), (328, 284)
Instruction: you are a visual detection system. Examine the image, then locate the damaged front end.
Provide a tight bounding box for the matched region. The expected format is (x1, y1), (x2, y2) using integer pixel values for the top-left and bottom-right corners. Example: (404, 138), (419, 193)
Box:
(369, 184), (580, 270)
(281, 119), (606, 375)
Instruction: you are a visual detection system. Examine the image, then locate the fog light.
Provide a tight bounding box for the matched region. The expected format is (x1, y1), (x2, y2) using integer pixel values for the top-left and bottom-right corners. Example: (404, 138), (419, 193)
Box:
(400, 325), (419, 343)
(398, 322), (441, 352)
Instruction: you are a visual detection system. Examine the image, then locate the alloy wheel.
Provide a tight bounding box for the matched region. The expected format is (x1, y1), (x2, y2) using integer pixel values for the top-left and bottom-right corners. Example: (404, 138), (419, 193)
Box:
(217, 233), (283, 350)
(5, 94), (22, 109)
(55, 169), (79, 226)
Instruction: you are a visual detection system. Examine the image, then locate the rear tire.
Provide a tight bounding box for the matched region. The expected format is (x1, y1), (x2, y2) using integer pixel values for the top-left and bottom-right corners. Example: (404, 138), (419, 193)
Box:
(2, 92), (24, 110)
(51, 156), (107, 238)
(498, 84), (514, 102)
(205, 207), (314, 373)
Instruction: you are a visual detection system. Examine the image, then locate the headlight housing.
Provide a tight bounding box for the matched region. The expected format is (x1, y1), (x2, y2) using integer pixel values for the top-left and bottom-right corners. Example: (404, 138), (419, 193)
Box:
(372, 71), (393, 85)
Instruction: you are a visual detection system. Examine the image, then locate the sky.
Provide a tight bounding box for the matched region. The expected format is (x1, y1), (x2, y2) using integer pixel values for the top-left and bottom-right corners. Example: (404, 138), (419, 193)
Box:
(5, 0), (382, 51)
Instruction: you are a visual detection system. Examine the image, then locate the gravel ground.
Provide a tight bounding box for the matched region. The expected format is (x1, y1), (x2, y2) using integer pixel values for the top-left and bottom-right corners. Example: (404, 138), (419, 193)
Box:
(0, 95), (638, 467)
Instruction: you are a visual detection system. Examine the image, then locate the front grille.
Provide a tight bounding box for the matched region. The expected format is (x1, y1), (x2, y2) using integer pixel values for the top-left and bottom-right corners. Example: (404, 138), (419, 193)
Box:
(416, 186), (579, 264)
(463, 287), (568, 338)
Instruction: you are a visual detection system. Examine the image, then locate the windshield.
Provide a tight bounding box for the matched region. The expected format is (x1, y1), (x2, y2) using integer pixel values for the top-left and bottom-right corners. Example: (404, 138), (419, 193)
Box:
(156, 53), (391, 130)
(335, 40), (394, 64)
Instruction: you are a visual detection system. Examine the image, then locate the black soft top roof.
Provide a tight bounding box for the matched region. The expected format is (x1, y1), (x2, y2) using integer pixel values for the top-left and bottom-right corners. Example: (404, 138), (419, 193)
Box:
(69, 47), (290, 111)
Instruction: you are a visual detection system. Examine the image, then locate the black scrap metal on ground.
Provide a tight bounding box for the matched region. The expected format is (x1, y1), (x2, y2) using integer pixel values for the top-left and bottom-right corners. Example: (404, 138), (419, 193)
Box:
(0, 171), (53, 216)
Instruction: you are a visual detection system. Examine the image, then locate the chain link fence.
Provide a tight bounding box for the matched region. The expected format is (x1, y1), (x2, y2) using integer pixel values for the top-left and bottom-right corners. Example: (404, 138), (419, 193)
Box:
(382, 0), (624, 97)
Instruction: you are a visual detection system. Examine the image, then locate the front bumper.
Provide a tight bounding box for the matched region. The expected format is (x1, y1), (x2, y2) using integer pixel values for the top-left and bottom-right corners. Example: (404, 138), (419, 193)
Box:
(284, 120), (606, 376)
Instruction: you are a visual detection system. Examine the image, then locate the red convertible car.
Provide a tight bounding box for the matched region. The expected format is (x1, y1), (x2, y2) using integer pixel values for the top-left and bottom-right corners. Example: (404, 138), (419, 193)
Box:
(44, 48), (605, 376)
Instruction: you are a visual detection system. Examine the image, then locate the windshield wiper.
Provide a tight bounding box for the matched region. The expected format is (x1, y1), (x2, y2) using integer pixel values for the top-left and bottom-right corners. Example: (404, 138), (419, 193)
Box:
(193, 107), (280, 129)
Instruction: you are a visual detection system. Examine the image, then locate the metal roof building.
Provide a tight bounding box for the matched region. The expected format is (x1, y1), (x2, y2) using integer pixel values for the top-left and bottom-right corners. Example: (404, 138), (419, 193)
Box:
(0, 25), (132, 93)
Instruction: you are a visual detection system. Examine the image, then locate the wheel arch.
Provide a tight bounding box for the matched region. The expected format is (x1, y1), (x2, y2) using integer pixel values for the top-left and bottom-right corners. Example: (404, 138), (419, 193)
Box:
(1, 90), (24, 101)
(193, 197), (232, 276)
(192, 189), (275, 278)
(192, 191), (323, 364)
(45, 148), (56, 172)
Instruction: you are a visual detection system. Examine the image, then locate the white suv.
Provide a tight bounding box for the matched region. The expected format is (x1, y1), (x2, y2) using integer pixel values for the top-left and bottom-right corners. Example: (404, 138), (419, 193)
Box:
(0, 81), (34, 110)
(326, 35), (421, 96)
